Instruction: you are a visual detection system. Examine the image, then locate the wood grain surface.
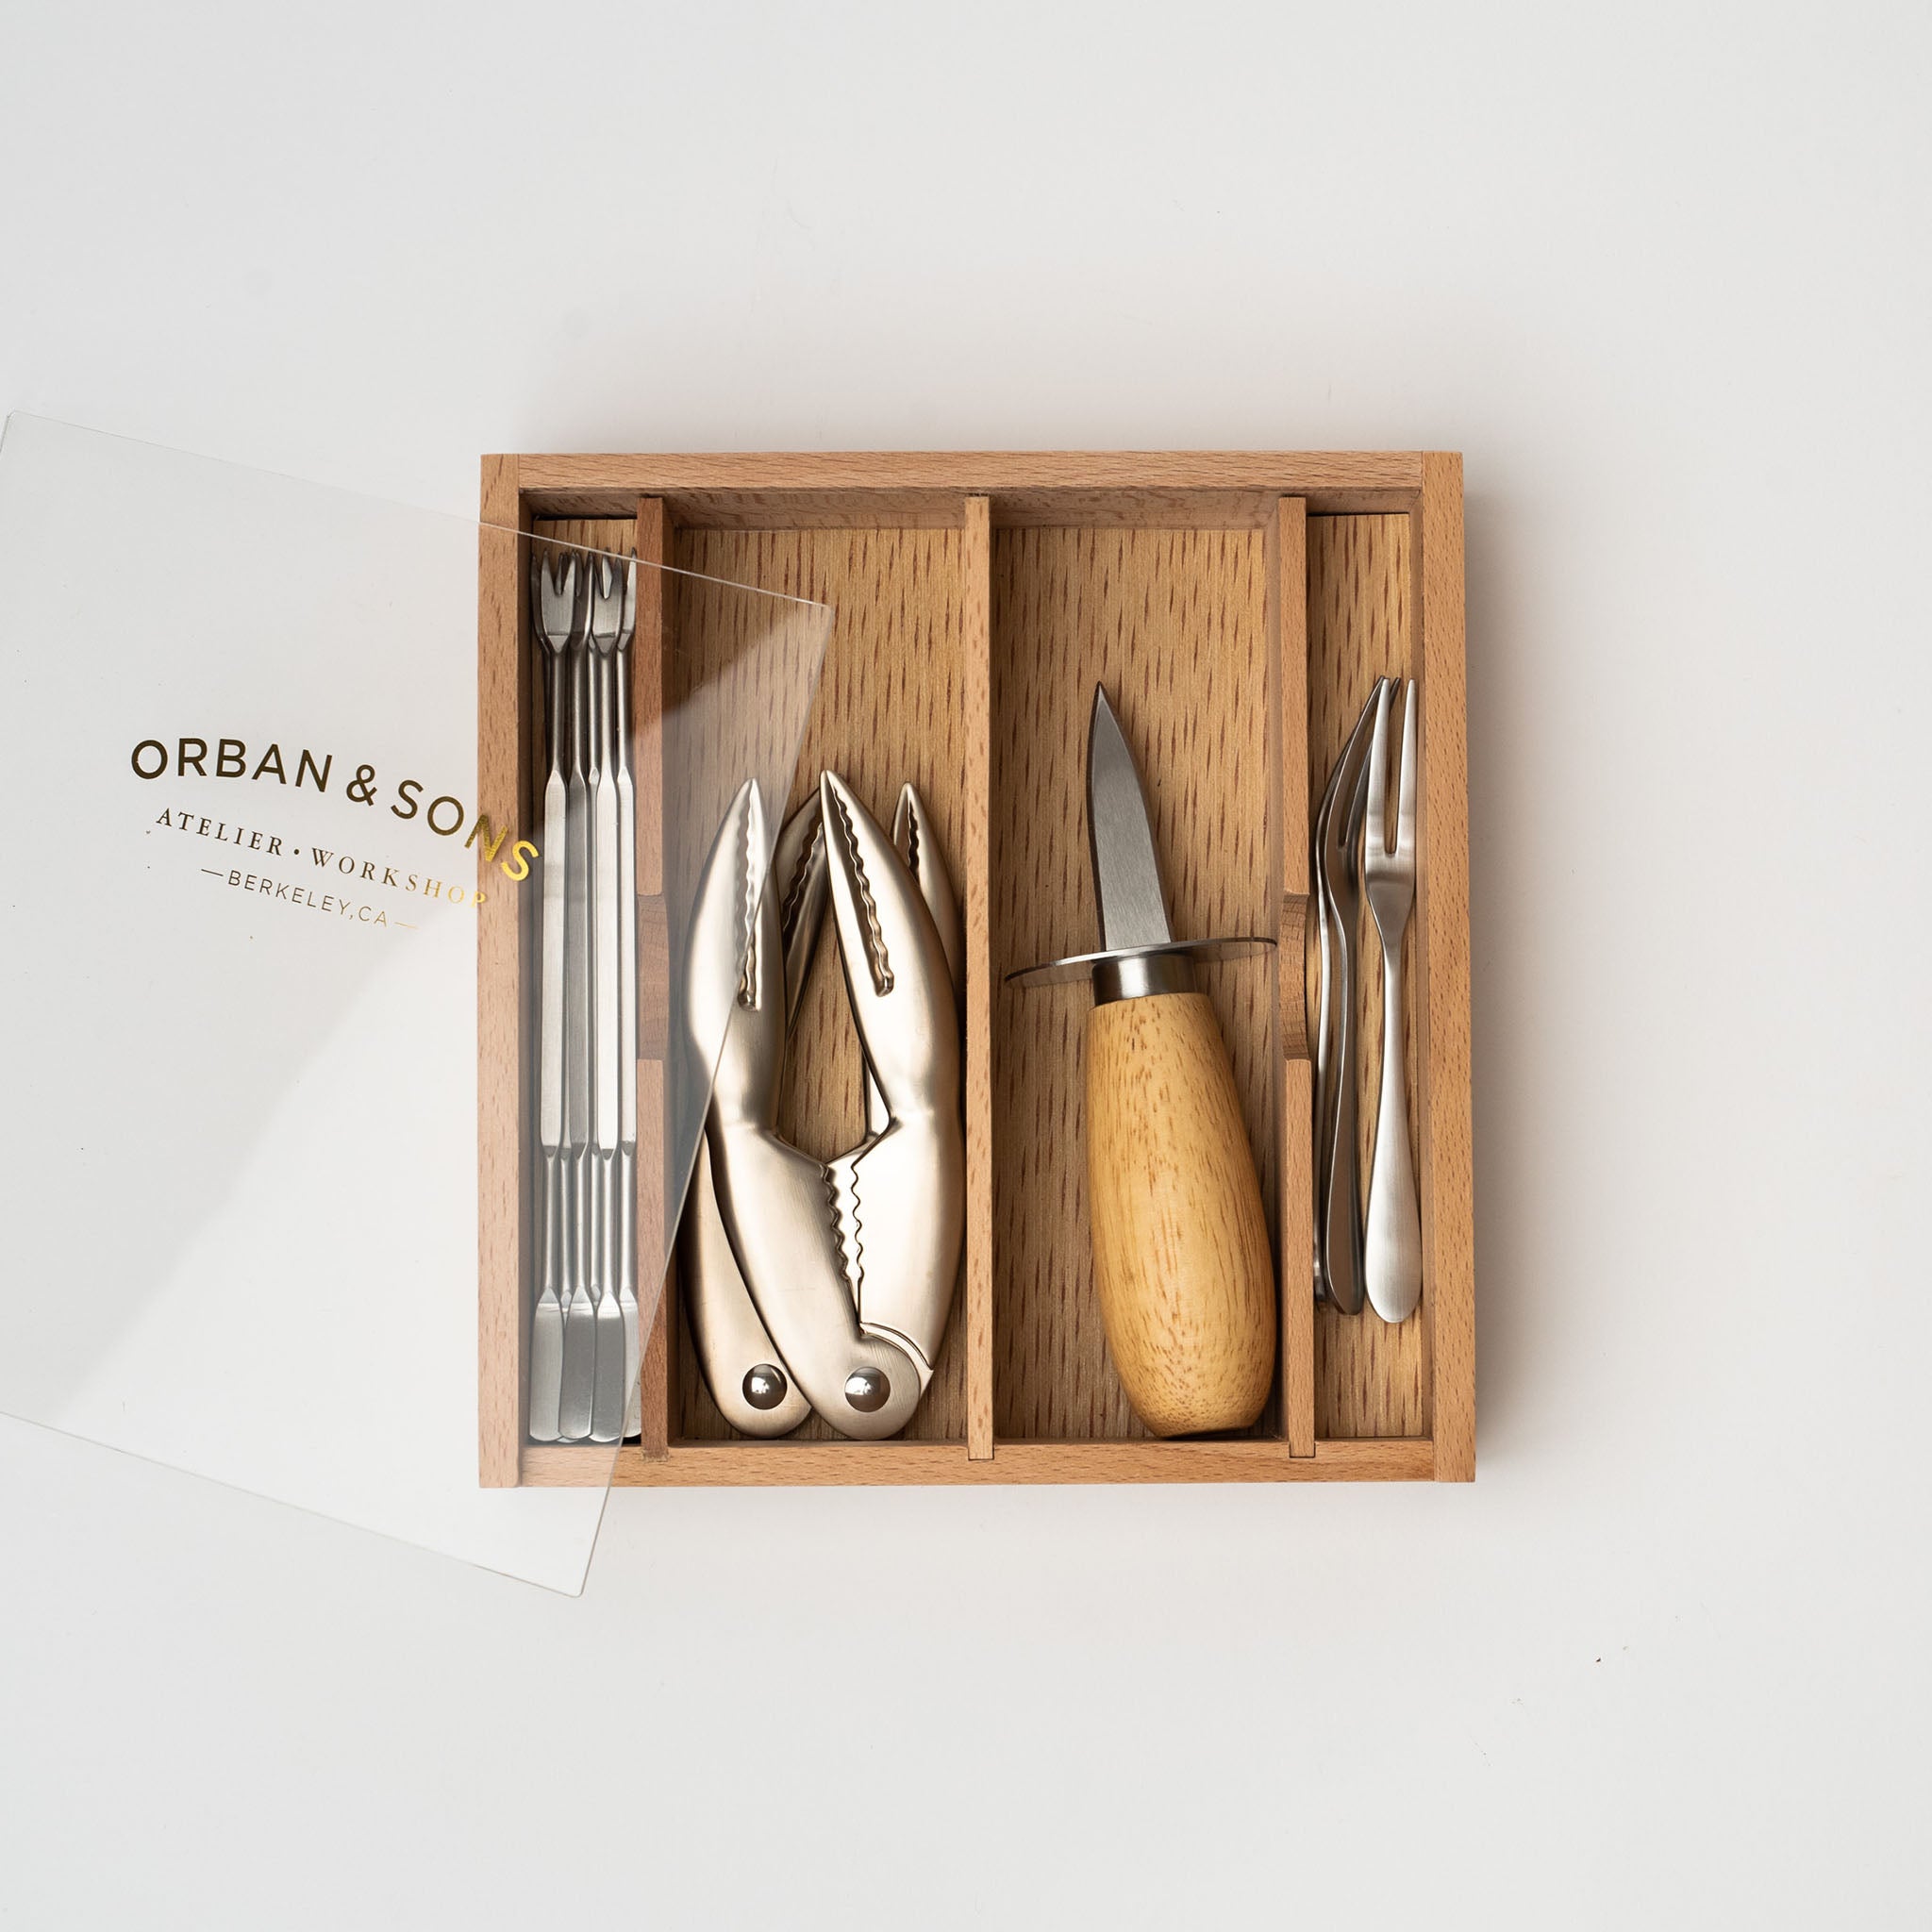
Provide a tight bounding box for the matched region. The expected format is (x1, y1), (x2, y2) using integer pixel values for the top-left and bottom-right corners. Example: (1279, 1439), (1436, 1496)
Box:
(507, 450), (1426, 525)
(960, 500), (995, 1457)
(1085, 991), (1276, 1434)
(1307, 515), (1428, 1439)
(1417, 457), (1475, 1479)
(991, 528), (1278, 1441)
(669, 525), (978, 1443)
(1272, 499), (1318, 1455)
(522, 1434), (1433, 1487)
(633, 501), (674, 1459)
(475, 456), (526, 1486)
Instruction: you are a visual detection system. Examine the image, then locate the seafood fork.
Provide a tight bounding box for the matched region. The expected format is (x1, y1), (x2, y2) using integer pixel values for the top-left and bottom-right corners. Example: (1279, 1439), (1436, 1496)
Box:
(1313, 680), (1385, 1314)
(585, 558), (627, 1442)
(1362, 678), (1422, 1324)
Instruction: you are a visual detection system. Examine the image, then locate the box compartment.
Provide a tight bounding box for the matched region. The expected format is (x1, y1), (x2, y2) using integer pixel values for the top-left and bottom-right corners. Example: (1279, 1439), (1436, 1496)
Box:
(668, 522), (982, 1447)
(989, 524), (1280, 1442)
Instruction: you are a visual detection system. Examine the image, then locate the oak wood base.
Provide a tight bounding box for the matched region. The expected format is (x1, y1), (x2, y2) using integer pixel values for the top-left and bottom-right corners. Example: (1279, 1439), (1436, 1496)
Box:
(521, 1435), (1434, 1488)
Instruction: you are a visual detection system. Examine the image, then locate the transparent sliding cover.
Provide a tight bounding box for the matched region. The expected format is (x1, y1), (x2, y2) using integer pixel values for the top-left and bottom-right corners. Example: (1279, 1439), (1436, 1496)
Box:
(0, 416), (830, 1591)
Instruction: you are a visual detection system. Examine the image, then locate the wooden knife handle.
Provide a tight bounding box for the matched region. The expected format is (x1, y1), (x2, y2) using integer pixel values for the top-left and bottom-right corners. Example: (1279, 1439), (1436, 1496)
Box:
(1084, 991), (1276, 1437)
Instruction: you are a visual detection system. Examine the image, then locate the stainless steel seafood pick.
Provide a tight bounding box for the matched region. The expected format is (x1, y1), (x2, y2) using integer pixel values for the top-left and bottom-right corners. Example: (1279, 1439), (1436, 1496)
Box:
(528, 546), (641, 1446)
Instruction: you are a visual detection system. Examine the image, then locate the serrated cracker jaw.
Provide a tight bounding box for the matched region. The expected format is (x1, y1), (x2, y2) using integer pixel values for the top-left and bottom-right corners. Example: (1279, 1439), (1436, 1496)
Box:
(681, 779), (786, 1126)
(891, 781), (965, 1004)
(820, 771), (961, 1124)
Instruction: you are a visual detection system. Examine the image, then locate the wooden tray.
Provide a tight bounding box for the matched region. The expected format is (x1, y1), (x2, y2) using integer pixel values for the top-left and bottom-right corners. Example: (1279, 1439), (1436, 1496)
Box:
(476, 454), (1473, 1488)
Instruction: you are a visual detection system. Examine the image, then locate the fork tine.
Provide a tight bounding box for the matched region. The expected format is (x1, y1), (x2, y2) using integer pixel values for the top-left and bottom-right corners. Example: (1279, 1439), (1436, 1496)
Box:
(532, 548), (579, 644)
(587, 552), (611, 632)
(1324, 679), (1386, 872)
(1364, 677), (1393, 862)
(1396, 680), (1418, 866)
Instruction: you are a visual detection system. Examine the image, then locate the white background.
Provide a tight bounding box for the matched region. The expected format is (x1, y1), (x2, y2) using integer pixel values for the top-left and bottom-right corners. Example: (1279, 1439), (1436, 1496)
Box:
(3, 2), (1928, 1924)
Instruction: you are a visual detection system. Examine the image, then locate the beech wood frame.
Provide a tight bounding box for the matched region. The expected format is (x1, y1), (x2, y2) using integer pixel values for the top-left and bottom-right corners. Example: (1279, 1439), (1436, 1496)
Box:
(477, 452), (1473, 1489)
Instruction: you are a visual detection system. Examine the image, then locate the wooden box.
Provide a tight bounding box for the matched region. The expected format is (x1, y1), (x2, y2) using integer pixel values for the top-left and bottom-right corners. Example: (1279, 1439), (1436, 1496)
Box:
(477, 454), (1473, 1488)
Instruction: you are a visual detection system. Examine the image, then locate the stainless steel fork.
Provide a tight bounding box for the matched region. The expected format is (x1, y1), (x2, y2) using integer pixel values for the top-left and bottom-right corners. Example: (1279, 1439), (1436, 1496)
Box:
(1362, 678), (1422, 1324)
(585, 558), (628, 1443)
(1313, 681), (1385, 1315)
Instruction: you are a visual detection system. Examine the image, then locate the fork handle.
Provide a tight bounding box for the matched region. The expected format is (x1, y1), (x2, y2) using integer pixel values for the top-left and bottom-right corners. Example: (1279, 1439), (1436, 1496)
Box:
(1086, 991), (1276, 1436)
(1364, 935), (1423, 1323)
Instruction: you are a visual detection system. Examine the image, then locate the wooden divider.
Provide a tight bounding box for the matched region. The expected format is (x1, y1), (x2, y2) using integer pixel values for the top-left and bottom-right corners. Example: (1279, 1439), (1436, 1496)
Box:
(633, 498), (674, 1460)
(670, 519), (980, 1443)
(475, 457), (525, 1487)
(961, 499), (995, 1459)
(989, 526), (1277, 1440)
(1271, 499), (1318, 1457)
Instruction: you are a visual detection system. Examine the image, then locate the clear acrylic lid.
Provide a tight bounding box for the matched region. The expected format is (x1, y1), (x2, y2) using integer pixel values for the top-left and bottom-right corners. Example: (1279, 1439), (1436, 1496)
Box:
(0, 415), (831, 1591)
